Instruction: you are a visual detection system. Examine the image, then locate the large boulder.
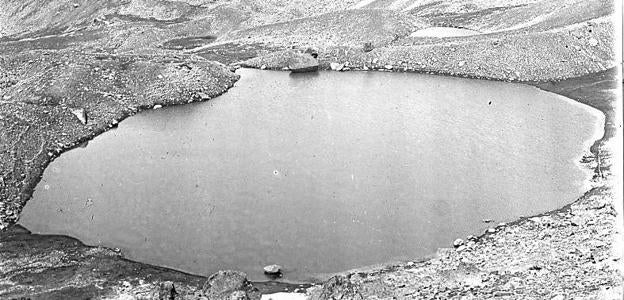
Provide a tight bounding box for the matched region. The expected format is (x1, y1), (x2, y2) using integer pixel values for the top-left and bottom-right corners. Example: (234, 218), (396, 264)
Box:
(202, 270), (261, 300)
(287, 54), (319, 73)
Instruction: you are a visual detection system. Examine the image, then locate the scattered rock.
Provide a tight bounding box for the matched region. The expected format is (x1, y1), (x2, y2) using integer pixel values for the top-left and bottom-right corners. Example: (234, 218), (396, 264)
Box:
(230, 291), (248, 300)
(198, 92), (211, 100)
(71, 108), (88, 125)
(330, 62), (344, 71)
(263, 264), (282, 275)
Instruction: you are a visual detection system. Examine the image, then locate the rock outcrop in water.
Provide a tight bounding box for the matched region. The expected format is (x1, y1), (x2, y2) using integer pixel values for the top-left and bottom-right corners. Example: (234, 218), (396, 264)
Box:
(287, 54), (319, 73)
(263, 264), (282, 275)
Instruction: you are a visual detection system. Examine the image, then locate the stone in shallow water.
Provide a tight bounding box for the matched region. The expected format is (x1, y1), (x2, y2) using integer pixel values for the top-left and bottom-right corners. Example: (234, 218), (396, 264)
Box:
(263, 264), (282, 275)
(288, 54), (319, 73)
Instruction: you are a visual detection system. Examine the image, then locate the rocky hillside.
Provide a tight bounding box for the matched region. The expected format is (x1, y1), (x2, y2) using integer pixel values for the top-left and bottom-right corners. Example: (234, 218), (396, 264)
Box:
(0, 0), (360, 39)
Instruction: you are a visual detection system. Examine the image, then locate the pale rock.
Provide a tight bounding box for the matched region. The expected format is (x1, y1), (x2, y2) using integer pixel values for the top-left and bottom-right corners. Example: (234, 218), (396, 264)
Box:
(263, 264), (282, 275)
(71, 108), (88, 125)
(198, 92), (211, 100)
(330, 62), (344, 71)
(230, 291), (247, 300)
(588, 38), (599, 47)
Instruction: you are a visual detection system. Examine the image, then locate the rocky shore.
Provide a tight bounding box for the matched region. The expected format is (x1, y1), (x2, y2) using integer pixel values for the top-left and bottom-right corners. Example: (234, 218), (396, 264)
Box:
(1, 0), (622, 299)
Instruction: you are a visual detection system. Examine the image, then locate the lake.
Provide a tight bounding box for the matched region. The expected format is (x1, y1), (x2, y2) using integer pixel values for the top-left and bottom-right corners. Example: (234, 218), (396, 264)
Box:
(19, 69), (604, 282)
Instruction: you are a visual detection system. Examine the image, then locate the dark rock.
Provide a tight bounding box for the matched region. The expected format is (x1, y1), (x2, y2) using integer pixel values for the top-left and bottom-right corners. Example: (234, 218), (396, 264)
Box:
(362, 42), (374, 52)
(304, 47), (319, 58)
(202, 270), (260, 300)
(287, 54), (319, 73)
(158, 281), (177, 300)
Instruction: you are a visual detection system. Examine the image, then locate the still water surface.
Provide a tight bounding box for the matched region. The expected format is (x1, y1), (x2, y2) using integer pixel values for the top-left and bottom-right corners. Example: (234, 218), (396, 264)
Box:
(19, 69), (603, 281)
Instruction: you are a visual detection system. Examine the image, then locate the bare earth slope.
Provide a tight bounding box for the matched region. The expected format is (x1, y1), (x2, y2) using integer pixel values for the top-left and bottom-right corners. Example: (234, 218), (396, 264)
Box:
(0, 0), (622, 299)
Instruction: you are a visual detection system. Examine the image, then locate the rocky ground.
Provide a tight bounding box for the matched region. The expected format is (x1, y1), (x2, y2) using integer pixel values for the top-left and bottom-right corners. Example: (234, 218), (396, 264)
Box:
(0, 0), (622, 299)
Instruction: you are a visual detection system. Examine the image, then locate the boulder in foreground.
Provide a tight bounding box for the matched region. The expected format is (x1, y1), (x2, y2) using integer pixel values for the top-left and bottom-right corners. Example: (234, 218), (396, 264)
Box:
(202, 270), (261, 300)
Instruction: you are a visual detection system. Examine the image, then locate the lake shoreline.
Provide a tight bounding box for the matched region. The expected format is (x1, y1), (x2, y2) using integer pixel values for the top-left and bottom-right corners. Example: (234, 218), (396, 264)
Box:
(1, 0), (622, 298)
